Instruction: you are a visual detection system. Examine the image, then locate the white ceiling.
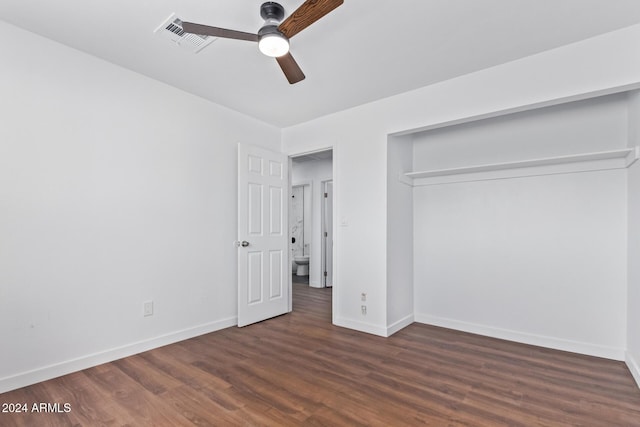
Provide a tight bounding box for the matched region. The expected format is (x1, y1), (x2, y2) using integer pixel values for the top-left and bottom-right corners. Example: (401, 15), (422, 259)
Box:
(2, 1), (640, 127)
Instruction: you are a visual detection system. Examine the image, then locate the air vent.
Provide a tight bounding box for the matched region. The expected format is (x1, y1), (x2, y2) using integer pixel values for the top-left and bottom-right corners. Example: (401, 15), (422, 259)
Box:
(154, 14), (216, 53)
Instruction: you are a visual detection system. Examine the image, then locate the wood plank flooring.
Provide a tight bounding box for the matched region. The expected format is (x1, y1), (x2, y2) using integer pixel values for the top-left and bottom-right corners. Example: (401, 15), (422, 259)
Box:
(2, 284), (640, 426)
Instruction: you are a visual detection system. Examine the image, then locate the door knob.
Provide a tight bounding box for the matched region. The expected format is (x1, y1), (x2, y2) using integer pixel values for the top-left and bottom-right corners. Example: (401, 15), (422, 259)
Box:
(235, 240), (250, 247)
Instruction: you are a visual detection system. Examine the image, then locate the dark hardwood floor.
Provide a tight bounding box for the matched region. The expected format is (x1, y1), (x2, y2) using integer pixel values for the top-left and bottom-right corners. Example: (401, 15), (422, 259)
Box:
(2, 284), (640, 426)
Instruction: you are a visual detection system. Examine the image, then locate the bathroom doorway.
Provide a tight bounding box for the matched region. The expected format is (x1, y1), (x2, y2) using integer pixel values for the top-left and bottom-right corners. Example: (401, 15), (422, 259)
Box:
(291, 182), (311, 285)
(290, 149), (334, 291)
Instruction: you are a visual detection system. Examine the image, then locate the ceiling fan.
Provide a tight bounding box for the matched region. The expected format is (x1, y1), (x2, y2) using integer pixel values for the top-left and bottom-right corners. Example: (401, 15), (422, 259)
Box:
(182, 0), (343, 85)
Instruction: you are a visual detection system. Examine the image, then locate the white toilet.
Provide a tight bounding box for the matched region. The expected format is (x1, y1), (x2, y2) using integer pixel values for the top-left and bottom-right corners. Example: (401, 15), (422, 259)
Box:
(294, 255), (309, 276)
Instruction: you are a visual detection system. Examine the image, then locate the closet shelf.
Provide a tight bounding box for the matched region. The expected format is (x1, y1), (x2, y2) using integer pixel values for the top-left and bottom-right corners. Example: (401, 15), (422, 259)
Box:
(404, 148), (638, 180)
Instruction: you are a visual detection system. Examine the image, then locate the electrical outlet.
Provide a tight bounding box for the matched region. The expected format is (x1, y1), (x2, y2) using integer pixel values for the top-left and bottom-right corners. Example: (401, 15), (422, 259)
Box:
(361, 293), (367, 302)
(143, 300), (154, 317)
(361, 305), (367, 315)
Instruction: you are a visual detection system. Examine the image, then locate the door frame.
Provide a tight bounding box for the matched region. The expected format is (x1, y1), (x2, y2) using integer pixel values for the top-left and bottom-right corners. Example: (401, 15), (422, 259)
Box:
(321, 179), (333, 288)
(288, 147), (336, 322)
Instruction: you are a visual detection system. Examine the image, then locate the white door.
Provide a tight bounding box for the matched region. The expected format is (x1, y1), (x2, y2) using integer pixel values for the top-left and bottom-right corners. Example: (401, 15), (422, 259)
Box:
(237, 143), (290, 327)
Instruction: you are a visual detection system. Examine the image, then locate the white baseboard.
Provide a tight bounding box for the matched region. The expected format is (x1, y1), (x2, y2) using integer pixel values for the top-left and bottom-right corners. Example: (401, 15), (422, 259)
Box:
(334, 317), (388, 337)
(626, 351), (640, 390)
(415, 313), (625, 361)
(0, 317), (237, 394)
(386, 314), (414, 336)
(334, 314), (415, 338)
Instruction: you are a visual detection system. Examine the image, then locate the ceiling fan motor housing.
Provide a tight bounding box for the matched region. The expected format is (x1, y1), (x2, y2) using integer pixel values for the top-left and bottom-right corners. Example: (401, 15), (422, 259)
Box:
(258, 2), (289, 57)
(258, 25), (283, 39)
(260, 2), (285, 22)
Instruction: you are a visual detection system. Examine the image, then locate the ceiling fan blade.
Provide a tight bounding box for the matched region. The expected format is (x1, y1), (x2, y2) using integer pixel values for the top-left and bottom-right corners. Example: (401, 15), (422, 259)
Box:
(276, 53), (306, 84)
(182, 22), (259, 42)
(278, 0), (344, 39)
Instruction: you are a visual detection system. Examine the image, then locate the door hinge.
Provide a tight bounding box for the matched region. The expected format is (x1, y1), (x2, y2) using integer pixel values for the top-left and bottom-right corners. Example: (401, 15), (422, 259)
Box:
(324, 192), (328, 198)
(324, 271), (328, 277)
(324, 232), (328, 237)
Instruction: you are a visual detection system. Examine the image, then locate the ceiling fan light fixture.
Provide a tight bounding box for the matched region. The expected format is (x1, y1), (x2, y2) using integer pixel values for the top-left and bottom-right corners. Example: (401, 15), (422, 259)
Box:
(258, 32), (290, 57)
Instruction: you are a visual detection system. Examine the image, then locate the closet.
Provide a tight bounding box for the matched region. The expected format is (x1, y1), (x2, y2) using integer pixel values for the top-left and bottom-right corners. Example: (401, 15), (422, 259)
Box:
(388, 92), (635, 359)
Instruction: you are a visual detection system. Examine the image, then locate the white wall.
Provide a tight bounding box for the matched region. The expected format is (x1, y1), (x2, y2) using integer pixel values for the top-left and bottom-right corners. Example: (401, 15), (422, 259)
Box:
(413, 172), (627, 359)
(0, 21), (280, 392)
(283, 24), (640, 338)
(413, 172), (627, 360)
(412, 94), (629, 170)
(627, 91), (640, 385)
(284, 119), (390, 335)
(411, 96), (629, 359)
(292, 157), (333, 287)
(386, 135), (414, 333)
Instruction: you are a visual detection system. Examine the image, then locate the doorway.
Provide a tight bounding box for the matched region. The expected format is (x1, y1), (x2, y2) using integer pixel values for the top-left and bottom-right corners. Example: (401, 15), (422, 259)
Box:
(290, 149), (334, 294)
(291, 182), (311, 285)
